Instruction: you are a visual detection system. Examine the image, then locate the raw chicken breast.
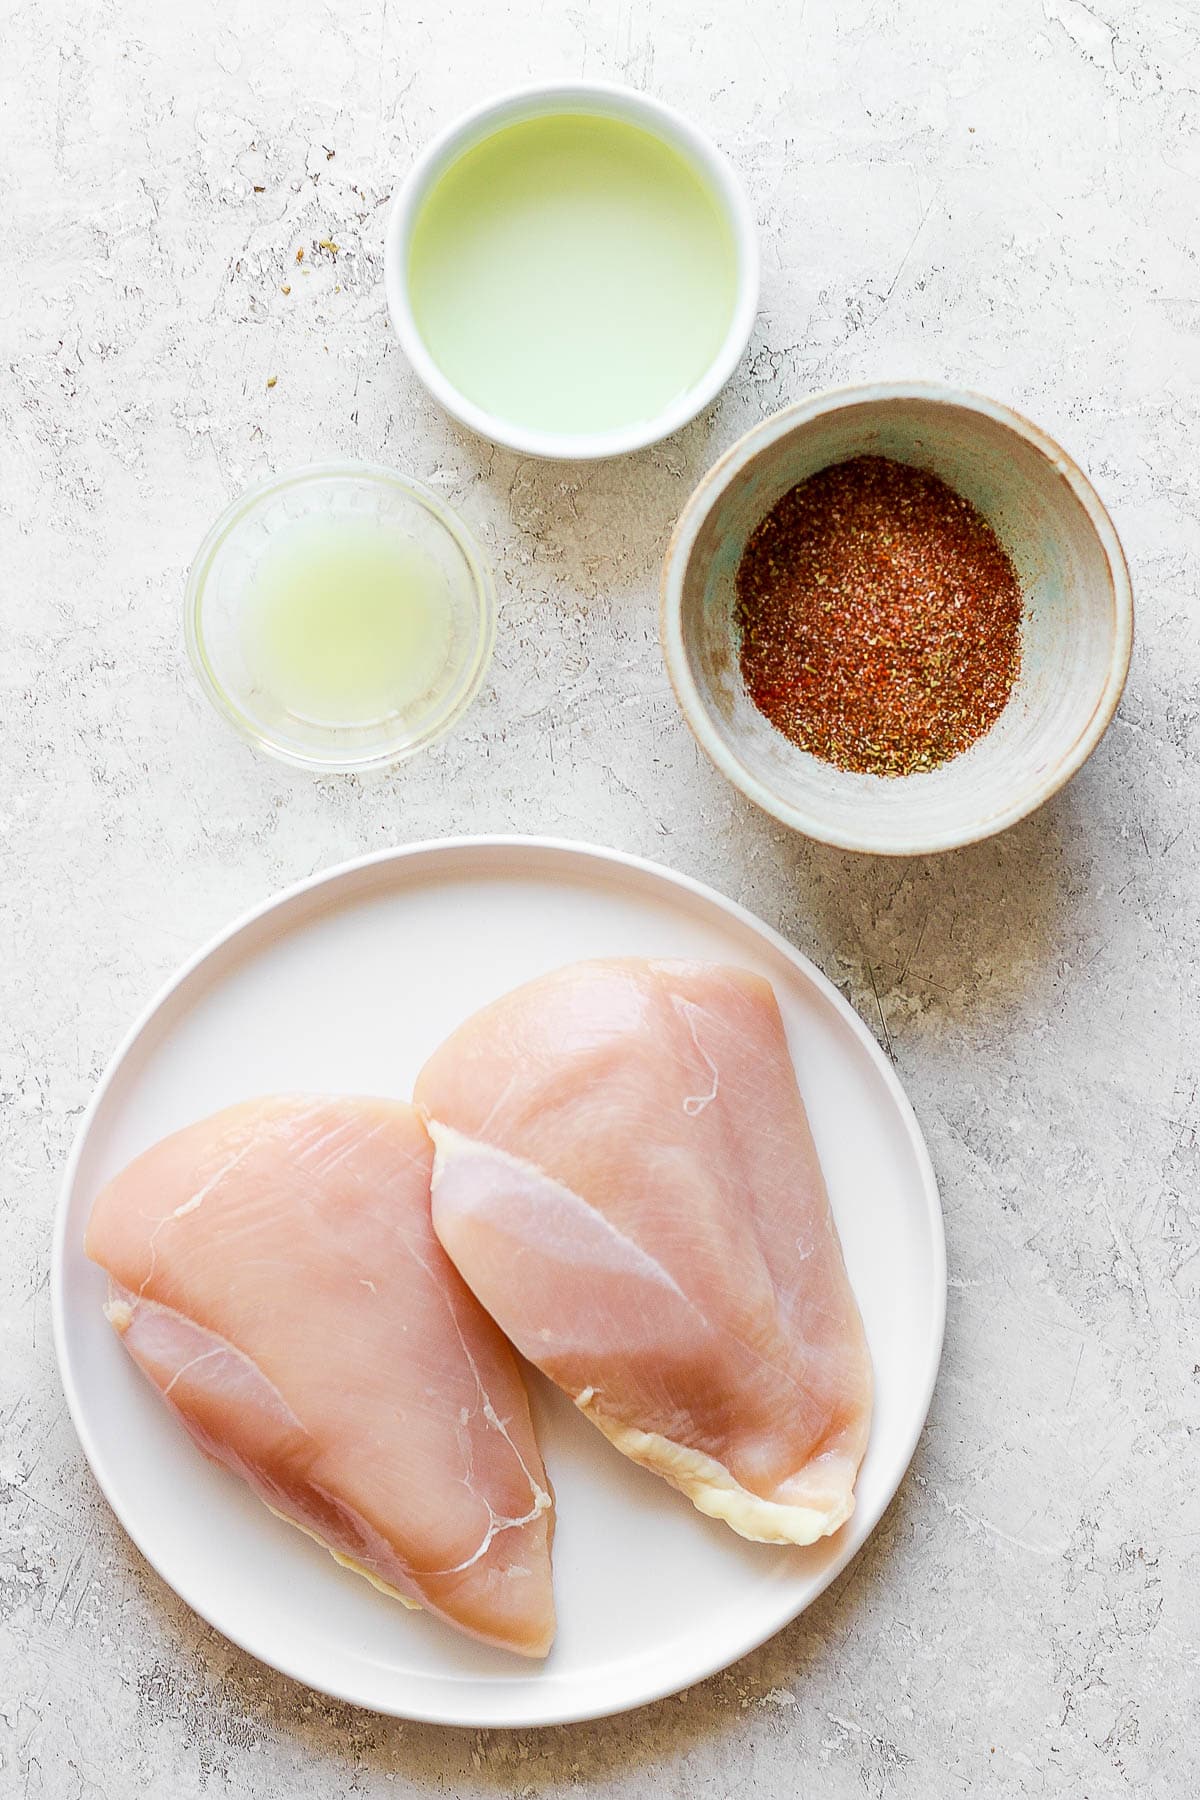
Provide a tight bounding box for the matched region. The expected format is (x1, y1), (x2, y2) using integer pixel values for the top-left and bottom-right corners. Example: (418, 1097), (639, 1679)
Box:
(85, 1096), (555, 1657)
(417, 960), (872, 1547)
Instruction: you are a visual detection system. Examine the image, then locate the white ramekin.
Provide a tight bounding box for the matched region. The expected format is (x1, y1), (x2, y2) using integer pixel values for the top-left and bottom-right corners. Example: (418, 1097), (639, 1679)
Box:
(385, 82), (759, 461)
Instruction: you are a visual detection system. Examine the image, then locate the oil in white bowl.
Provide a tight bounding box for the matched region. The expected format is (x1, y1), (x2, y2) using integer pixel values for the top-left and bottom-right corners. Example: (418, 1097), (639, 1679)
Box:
(240, 515), (452, 728)
(406, 112), (738, 439)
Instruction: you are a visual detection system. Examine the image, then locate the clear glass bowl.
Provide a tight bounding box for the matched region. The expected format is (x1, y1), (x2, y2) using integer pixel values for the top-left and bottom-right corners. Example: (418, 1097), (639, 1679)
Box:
(185, 463), (496, 772)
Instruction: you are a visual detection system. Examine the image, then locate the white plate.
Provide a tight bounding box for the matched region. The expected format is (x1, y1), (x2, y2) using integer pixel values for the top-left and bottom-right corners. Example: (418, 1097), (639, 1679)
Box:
(53, 837), (944, 1727)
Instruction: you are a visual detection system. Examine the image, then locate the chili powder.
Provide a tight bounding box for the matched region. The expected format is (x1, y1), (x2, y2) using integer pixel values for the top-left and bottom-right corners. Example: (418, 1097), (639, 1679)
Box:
(735, 455), (1023, 777)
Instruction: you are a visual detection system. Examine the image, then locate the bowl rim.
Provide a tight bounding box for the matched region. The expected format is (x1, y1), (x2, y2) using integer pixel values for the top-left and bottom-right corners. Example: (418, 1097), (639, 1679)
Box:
(184, 459), (497, 773)
(384, 80), (760, 462)
(659, 380), (1135, 856)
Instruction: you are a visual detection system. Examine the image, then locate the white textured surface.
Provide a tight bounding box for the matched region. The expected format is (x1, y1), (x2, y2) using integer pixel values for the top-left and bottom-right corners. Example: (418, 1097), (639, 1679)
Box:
(1, 0), (1196, 1793)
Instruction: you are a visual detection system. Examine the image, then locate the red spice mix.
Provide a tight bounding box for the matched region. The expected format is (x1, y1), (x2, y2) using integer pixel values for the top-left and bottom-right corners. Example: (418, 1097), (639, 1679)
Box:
(735, 455), (1024, 777)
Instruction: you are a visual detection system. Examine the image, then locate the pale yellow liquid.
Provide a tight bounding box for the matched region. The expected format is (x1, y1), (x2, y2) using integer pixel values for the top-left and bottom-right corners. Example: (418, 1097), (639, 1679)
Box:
(407, 112), (738, 437)
(240, 516), (452, 728)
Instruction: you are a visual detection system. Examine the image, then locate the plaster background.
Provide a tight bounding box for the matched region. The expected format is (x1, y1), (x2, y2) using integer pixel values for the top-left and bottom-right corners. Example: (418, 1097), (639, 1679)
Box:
(2, 0), (1197, 1793)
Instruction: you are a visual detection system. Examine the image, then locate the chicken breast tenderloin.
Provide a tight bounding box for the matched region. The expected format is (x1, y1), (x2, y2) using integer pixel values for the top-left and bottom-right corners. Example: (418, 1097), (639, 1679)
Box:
(85, 1096), (555, 1657)
(417, 959), (873, 1547)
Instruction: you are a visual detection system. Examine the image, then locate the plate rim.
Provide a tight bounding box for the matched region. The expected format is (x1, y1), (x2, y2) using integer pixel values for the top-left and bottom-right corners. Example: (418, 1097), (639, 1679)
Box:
(51, 834), (946, 1727)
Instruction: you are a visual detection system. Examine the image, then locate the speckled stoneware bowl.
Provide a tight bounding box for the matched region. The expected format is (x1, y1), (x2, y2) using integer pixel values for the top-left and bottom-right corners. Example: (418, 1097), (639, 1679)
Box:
(660, 383), (1134, 855)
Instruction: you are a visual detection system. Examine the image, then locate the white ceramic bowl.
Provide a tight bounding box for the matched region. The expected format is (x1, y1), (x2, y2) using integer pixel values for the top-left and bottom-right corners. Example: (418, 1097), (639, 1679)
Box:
(385, 82), (759, 460)
(661, 384), (1134, 855)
